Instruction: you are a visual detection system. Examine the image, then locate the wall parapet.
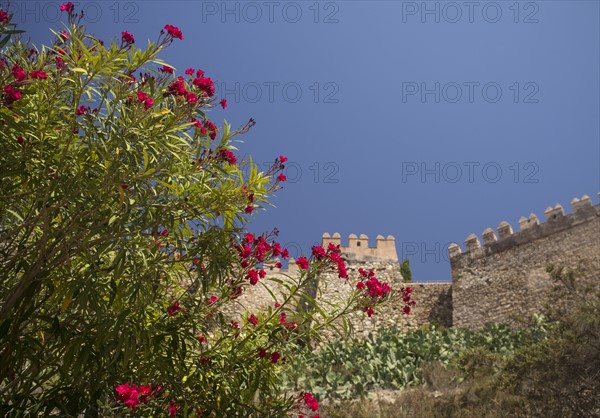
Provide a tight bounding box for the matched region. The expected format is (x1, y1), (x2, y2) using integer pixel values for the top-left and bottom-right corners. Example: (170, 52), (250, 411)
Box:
(447, 193), (600, 262)
(321, 232), (398, 263)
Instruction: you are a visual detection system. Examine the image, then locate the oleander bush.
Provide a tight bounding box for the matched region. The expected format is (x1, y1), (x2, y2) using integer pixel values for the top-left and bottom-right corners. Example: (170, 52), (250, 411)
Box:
(0, 4), (414, 417)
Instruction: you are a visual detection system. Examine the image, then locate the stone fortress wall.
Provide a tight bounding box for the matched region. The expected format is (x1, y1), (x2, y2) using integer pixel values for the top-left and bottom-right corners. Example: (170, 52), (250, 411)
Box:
(449, 193), (600, 329)
(225, 193), (599, 335)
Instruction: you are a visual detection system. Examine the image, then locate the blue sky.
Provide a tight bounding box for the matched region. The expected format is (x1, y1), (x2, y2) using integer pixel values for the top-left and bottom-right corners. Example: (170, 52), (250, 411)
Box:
(15, 1), (600, 281)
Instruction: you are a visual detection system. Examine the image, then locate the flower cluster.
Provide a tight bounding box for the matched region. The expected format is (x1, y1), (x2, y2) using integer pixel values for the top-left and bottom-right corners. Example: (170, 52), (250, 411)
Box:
(311, 243), (348, 279)
(236, 232), (290, 285)
(0, 8), (9, 24)
(164, 24), (184, 40)
(356, 268), (392, 317)
(121, 31), (135, 45)
(115, 383), (161, 409)
(296, 392), (320, 418)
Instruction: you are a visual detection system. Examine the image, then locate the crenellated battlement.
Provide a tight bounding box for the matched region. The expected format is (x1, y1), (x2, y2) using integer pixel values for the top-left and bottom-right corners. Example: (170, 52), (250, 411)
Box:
(449, 192), (600, 329)
(448, 193), (600, 261)
(321, 232), (398, 263)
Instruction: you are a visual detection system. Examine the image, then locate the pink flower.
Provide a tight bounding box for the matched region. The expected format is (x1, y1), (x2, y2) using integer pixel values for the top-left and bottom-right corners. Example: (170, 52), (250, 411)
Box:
(220, 99), (227, 109)
(12, 65), (27, 82)
(121, 31), (135, 44)
(296, 256), (309, 270)
(29, 70), (47, 80)
(76, 105), (86, 115)
(277, 173), (286, 182)
(60, 2), (74, 12)
(185, 68), (194, 75)
(164, 24), (184, 40)
(208, 295), (218, 305)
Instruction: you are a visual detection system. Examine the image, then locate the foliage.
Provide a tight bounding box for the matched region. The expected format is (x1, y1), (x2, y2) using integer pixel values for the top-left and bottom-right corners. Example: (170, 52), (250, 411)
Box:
(0, 6), (412, 417)
(318, 265), (600, 418)
(281, 320), (549, 400)
(399, 259), (412, 283)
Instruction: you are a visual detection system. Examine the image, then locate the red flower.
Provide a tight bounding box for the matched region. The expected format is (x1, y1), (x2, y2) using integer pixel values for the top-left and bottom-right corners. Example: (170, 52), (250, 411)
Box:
(17, 136), (24, 144)
(76, 105), (86, 116)
(185, 68), (194, 75)
(4, 86), (21, 103)
(405, 287), (412, 293)
(259, 269), (266, 278)
(29, 70), (47, 80)
(311, 246), (326, 260)
(217, 149), (237, 165)
(168, 76), (186, 96)
(12, 65), (27, 82)
(198, 335), (206, 344)
(247, 269), (259, 285)
(196, 69), (205, 77)
(356, 282), (365, 290)
(248, 314), (258, 326)
(121, 31), (135, 44)
(0, 9), (9, 24)
(159, 65), (174, 74)
(276, 262), (282, 268)
(279, 155), (288, 163)
(244, 206), (254, 214)
(168, 401), (178, 417)
(403, 306), (411, 315)
(296, 256), (309, 270)
(164, 24), (184, 40)
(303, 393), (319, 411)
(366, 307), (374, 317)
(208, 295), (218, 305)
(136, 91), (154, 109)
(193, 76), (215, 97)
(59, 30), (69, 40)
(277, 173), (286, 182)
(185, 92), (197, 104)
(167, 301), (181, 316)
(270, 352), (281, 364)
(220, 99), (227, 109)
(281, 248), (289, 259)
(258, 348), (267, 358)
(60, 2), (74, 12)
